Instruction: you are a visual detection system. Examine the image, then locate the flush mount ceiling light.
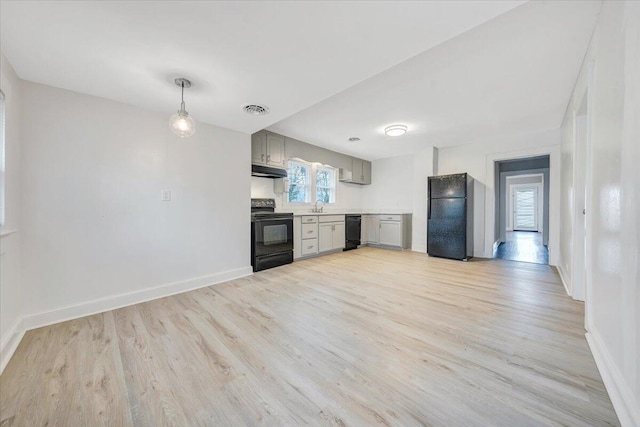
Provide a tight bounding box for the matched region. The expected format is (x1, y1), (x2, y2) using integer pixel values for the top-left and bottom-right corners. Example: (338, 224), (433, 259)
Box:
(384, 124), (407, 137)
(348, 137), (361, 142)
(169, 78), (195, 138)
(243, 104), (270, 116)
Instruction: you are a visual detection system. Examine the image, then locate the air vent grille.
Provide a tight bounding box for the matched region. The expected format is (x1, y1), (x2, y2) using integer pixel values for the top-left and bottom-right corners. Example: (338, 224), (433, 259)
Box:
(243, 104), (270, 116)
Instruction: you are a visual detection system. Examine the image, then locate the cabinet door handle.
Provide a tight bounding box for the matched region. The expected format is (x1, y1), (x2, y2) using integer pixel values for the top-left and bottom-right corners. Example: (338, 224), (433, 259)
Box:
(307, 230), (313, 234)
(266, 154), (271, 162)
(261, 154), (265, 162)
(307, 246), (313, 249)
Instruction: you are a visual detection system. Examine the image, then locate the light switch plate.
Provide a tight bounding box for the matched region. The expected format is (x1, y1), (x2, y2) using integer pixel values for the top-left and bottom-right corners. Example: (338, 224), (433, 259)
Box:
(161, 190), (171, 201)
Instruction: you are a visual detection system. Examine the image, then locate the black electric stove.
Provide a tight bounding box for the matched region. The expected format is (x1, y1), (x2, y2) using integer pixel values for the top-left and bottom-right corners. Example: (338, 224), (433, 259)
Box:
(251, 199), (294, 272)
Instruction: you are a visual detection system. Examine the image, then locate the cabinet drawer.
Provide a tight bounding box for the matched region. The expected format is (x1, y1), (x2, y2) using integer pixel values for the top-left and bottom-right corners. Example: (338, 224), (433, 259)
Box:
(301, 223), (318, 239)
(300, 216), (318, 224)
(301, 238), (318, 256)
(318, 215), (345, 223)
(380, 214), (402, 222)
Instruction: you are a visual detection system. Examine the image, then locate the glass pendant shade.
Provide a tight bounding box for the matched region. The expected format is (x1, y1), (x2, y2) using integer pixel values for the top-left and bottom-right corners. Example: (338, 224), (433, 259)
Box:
(169, 109), (195, 138)
(169, 78), (195, 138)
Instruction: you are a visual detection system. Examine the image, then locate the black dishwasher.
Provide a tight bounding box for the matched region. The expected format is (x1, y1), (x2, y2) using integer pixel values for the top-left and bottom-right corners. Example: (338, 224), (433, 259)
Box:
(344, 214), (361, 251)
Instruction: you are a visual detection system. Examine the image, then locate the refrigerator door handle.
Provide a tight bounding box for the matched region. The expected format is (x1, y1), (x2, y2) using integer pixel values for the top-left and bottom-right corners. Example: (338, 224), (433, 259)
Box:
(427, 178), (432, 219)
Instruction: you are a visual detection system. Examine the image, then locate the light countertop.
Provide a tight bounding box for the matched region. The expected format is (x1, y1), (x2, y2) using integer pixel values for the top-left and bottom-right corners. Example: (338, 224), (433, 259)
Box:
(292, 211), (412, 217)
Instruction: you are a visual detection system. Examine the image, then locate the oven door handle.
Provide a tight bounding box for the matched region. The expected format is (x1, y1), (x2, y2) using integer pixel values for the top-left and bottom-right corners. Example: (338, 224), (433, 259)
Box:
(254, 217), (293, 222)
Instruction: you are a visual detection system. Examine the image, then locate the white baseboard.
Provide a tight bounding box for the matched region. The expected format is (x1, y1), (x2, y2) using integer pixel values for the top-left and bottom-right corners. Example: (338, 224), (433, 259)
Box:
(556, 264), (571, 297)
(2, 266), (253, 373)
(22, 266), (253, 331)
(0, 317), (25, 374)
(411, 244), (426, 253)
(586, 330), (640, 427)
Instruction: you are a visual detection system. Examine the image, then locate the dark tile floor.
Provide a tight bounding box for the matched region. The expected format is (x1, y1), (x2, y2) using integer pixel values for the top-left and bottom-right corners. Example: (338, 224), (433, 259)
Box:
(493, 231), (549, 264)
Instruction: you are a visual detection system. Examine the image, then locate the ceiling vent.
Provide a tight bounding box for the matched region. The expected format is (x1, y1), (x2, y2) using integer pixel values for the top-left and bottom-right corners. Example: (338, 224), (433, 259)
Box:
(243, 104), (270, 116)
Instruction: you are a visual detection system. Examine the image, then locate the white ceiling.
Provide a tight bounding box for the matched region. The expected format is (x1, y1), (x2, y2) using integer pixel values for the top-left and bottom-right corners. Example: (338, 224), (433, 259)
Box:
(268, 1), (602, 159)
(0, 1), (600, 160)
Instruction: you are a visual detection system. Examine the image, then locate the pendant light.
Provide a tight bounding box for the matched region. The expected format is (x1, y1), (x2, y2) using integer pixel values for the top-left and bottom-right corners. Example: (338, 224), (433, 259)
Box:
(169, 78), (195, 138)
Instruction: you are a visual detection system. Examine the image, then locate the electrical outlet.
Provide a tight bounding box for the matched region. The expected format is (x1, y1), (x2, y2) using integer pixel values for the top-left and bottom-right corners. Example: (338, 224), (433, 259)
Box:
(161, 190), (171, 201)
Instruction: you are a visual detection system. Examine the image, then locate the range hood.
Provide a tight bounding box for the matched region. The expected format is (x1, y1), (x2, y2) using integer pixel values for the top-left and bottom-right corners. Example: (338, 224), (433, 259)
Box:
(252, 164), (287, 179)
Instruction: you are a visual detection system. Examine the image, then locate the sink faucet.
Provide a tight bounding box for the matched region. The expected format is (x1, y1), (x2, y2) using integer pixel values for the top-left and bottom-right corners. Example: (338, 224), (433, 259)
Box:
(313, 200), (324, 213)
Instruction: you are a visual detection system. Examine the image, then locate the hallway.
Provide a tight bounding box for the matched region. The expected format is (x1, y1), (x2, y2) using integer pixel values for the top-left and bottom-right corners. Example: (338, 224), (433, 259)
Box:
(494, 231), (549, 264)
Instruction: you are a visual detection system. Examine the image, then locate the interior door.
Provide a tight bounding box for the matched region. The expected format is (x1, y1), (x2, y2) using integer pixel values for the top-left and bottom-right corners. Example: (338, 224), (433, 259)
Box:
(513, 187), (538, 231)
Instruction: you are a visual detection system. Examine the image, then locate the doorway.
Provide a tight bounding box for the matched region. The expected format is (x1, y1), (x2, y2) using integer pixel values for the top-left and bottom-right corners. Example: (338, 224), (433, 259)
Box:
(493, 156), (550, 264)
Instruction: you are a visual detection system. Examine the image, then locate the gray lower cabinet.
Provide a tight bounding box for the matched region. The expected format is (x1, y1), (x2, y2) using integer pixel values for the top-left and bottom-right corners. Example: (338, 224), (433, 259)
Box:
(362, 214), (379, 243)
(379, 220), (402, 246)
(295, 214), (409, 261)
(365, 214), (411, 249)
(318, 216), (345, 252)
(294, 216), (319, 259)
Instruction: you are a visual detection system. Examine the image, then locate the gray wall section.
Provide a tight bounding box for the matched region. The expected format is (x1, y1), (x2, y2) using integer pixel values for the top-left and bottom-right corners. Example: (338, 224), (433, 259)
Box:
(282, 134), (354, 170)
(499, 167), (550, 245)
(499, 155), (550, 172)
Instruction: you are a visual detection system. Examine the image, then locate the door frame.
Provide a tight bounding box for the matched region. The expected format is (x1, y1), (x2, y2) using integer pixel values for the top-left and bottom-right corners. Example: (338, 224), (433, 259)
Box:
(505, 173), (544, 233)
(572, 60), (595, 320)
(485, 146), (560, 265)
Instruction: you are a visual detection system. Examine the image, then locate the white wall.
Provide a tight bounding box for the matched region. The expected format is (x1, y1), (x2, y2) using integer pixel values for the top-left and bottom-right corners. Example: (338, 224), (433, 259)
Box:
(560, 2), (640, 425)
(437, 129), (561, 261)
(18, 82), (252, 328)
(0, 52), (24, 372)
(410, 148), (438, 253)
(361, 154), (414, 212)
(359, 150), (438, 253)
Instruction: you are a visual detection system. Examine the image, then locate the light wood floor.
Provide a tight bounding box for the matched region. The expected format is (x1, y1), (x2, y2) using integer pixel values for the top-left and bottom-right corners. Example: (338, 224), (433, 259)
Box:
(0, 248), (619, 426)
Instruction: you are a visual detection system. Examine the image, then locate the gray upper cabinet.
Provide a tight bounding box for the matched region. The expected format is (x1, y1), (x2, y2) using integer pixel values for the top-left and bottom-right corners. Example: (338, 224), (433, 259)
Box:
(251, 131), (286, 169)
(252, 130), (371, 184)
(251, 132), (267, 165)
(351, 158), (372, 184)
(266, 134), (285, 168)
(352, 158), (364, 183)
(362, 159), (371, 184)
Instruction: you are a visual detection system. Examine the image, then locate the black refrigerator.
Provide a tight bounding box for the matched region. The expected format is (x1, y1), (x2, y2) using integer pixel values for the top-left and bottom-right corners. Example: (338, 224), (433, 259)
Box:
(427, 173), (474, 261)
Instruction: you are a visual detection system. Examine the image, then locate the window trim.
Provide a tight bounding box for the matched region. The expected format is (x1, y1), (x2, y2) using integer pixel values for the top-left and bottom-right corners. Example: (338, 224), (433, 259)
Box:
(315, 164), (338, 205)
(283, 158), (339, 207)
(285, 158), (312, 205)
